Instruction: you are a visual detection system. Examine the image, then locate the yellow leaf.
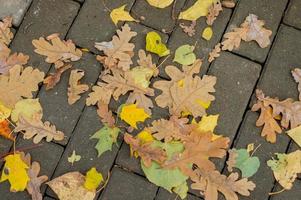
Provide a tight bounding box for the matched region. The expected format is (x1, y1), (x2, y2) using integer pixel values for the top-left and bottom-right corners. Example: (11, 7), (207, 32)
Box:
(287, 125), (301, 148)
(84, 167), (103, 191)
(11, 98), (43, 122)
(81, 48), (90, 52)
(196, 99), (211, 109)
(247, 143), (255, 153)
(129, 67), (154, 88)
(193, 115), (221, 140)
(146, 0), (174, 8)
(179, 0), (217, 21)
(0, 153), (30, 192)
(202, 27), (213, 41)
(120, 104), (150, 129)
(110, 4), (136, 25)
(146, 32), (170, 57)
(0, 101), (11, 122)
(137, 130), (154, 144)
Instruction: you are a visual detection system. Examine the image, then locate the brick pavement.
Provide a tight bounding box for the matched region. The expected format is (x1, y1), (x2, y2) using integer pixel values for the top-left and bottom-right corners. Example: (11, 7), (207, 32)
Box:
(1, 0), (300, 199)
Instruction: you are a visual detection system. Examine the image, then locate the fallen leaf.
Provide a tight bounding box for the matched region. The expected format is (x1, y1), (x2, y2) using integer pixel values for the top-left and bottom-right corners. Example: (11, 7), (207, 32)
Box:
(0, 42), (29, 75)
(146, 0), (174, 8)
(292, 68), (301, 101)
(120, 104), (150, 129)
(0, 153), (30, 192)
(0, 65), (44, 108)
(0, 120), (14, 140)
(84, 167), (103, 191)
(15, 115), (64, 144)
(221, 0), (235, 8)
(97, 102), (115, 127)
(137, 130), (154, 144)
(43, 64), (72, 90)
(68, 69), (89, 105)
(267, 150), (301, 190)
(179, 21), (196, 37)
(206, 0), (223, 25)
(0, 16), (13, 45)
(208, 43), (221, 62)
(194, 114), (221, 140)
(179, 0), (218, 21)
(11, 98), (43, 122)
(47, 172), (96, 200)
(202, 27), (213, 41)
(0, 100), (11, 122)
(173, 44), (196, 66)
(137, 49), (159, 76)
(128, 66), (154, 89)
(110, 4), (136, 25)
(287, 125), (301, 148)
(90, 124), (120, 157)
(247, 143), (255, 153)
(227, 148), (260, 178)
(191, 168), (256, 200)
(146, 31), (170, 57)
(95, 24), (137, 71)
(68, 150), (81, 166)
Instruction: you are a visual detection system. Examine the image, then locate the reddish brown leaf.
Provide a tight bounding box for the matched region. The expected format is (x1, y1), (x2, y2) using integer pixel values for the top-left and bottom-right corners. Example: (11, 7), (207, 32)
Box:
(97, 101), (115, 127)
(68, 69), (89, 105)
(208, 43), (221, 63)
(206, 1), (223, 26)
(179, 21), (196, 37)
(27, 161), (48, 200)
(0, 120), (14, 141)
(43, 64), (72, 90)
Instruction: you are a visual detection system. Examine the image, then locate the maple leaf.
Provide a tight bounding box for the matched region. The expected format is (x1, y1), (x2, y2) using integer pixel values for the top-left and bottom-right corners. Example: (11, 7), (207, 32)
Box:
(15, 115), (64, 144)
(0, 65), (44, 108)
(97, 102), (115, 127)
(124, 133), (167, 167)
(163, 131), (230, 176)
(0, 120), (14, 141)
(0, 16), (13, 45)
(191, 168), (256, 200)
(95, 24), (137, 71)
(206, 0), (223, 26)
(208, 43), (221, 63)
(0, 42), (29, 75)
(179, 21), (196, 37)
(292, 68), (301, 101)
(251, 96), (282, 143)
(43, 64), (72, 90)
(67, 69), (89, 105)
(120, 104), (150, 129)
(32, 34), (82, 69)
(84, 167), (103, 191)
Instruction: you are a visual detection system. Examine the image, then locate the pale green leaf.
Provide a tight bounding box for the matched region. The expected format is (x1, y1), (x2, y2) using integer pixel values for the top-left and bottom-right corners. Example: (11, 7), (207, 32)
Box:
(173, 45), (196, 66)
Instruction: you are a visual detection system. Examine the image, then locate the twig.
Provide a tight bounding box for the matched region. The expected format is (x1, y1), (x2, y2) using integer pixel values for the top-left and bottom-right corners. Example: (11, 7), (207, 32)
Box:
(0, 143), (43, 160)
(250, 144), (262, 157)
(269, 188), (285, 195)
(102, 0), (112, 12)
(96, 171), (111, 193)
(157, 55), (171, 69)
(172, 0), (178, 20)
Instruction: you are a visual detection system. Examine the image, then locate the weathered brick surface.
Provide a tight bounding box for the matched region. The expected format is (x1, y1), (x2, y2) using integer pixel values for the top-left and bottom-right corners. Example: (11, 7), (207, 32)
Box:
(271, 180), (301, 200)
(156, 188), (202, 200)
(99, 167), (157, 200)
(10, 0), (80, 73)
(284, 0), (301, 30)
(67, 0), (135, 53)
(225, 0), (288, 63)
(38, 52), (101, 145)
(0, 0), (32, 26)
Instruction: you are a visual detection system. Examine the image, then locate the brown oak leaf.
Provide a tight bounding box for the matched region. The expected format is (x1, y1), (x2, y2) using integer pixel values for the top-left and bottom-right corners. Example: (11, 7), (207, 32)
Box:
(15, 115), (65, 144)
(124, 133), (167, 167)
(0, 65), (44, 108)
(179, 21), (196, 37)
(67, 69), (89, 105)
(208, 43), (221, 63)
(27, 162), (48, 200)
(221, 0), (235, 8)
(97, 101), (115, 127)
(43, 64), (72, 90)
(0, 42), (29, 75)
(292, 68), (301, 101)
(95, 24), (137, 71)
(32, 34), (82, 69)
(137, 49), (158, 76)
(206, 1), (223, 26)
(191, 168), (256, 200)
(0, 16), (13, 45)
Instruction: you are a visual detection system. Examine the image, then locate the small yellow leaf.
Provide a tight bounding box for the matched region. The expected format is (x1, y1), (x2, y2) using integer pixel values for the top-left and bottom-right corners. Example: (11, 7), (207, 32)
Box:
(179, 0), (217, 21)
(137, 130), (154, 144)
(129, 67), (154, 88)
(147, 0), (174, 8)
(11, 98), (43, 122)
(146, 32), (170, 57)
(196, 99), (211, 109)
(0, 153), (30, 192)
(202, 27), (213, 41)
(84, 167), (103, 191)
(110, 4), (136, 25)
(247, 143), (255, 153)
(120, 104), (150, 129)
(0, 101), (11, 122)
(287, 125), (301, 148)
(193, 115), (221, 140)
(81, 48), (90, 52)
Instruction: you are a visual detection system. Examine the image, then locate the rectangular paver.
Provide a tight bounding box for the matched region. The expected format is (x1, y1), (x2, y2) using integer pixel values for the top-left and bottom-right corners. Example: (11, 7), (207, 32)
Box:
(284, 0), (301, 30)
(156, 188), (202, 200)
(0, 0), (32, 26)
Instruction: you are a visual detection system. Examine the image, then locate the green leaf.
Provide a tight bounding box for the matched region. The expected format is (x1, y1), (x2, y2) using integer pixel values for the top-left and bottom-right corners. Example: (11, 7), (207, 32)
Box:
(90, 125), (120, 157)
(173, 45), (196, 65)
(146, 32), (170, 57)
(141, 141), (189, 198)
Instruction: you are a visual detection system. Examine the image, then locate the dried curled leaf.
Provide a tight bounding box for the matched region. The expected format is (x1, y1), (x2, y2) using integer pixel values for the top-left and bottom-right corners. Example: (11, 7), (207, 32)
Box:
(43, 64), (72, 90)
(179, 21), (196, 37)
(95, 24), (137, 71)
(0, 65), (45, 108)
(68, 69), (89, 105)
(221, 0), (235, 8)
(97, 102), (115, 127)
(0, 42), (29, 75)
(208, 43), (221, 63)
(32, 34), (82, 68)
(0, 16), (13, 45)
(15, 115), (64, 144)
(292, 68), (301, 101)
(191, 168), (256, 200)
(206, 0), (223, 26)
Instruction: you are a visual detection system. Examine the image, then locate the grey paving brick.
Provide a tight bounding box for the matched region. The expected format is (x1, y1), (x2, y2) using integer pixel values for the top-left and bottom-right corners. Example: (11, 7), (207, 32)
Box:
(159, 6), (232, 79)
(67, 0), (135, 53)
(228, 111), (289, 200)
(0, 0), (32, 26)
(38, 52), (101, 145)
(156, 188), (202, 200)
(226, 0), (288, 63)
(271, 180), (301, 200)
(43, 197), (56, 200)
(256, 25), (301, 101)
(99, 167), (157, 200)
(284, 0), (301, 30)
(131, 0), (186, 32)
(46, 106), (120, 198)
(10, 0), (80, 73)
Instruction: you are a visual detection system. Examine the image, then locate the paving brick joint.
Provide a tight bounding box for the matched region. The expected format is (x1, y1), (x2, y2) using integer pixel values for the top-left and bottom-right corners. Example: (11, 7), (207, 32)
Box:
(1, 0), (300, 199)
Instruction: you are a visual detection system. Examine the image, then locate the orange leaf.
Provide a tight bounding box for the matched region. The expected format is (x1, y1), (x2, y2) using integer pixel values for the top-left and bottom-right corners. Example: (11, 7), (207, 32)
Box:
(0, 120), (14, 141)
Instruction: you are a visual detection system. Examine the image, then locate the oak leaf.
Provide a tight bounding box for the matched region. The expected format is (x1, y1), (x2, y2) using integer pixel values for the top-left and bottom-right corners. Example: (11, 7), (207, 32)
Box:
(0, 42), (29, 75)
(208, 43), (221, 63)
(292, 68), (301, 101)
(15, 115), (64, 144)
(191, 168), (256, 200)
(43, 64), (72, 90)
(95, 24), (137, 71)
(0, 65), (44, 108)
(68, 69), (89, 105)
(97, 102), (115, 127)
(206, 0), (223, 26)
(179, 21), (196, 37)
(0, 16), (13, 45)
